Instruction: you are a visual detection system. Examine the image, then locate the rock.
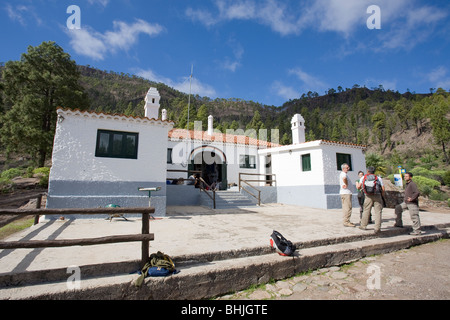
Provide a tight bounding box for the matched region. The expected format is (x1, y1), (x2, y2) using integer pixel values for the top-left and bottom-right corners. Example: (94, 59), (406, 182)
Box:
(330, 272), (348, 280)
(388, 276), (404, 285)
(249, 290), (272, 300)
(276, 281), (291, 290)
(293, 283), (307, 293)
(279, 288), (293, 296)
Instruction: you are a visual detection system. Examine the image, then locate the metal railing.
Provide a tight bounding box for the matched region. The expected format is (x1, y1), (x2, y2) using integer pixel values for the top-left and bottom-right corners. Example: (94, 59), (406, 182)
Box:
(199, 177), (216, 209)
(238, 173), (277, 206)
(0, 207), (155, 267)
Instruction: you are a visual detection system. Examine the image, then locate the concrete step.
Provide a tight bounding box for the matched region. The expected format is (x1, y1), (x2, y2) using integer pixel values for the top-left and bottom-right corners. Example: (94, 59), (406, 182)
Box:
(1, 226), (448, 300)
(200, 191), (257, 209)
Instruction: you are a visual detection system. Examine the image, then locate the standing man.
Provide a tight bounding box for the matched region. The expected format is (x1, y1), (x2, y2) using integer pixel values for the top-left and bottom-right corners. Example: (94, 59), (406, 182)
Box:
(359, 166), (385, 234)
(340, 163), (355, 227)
(394, 172), (423, 235)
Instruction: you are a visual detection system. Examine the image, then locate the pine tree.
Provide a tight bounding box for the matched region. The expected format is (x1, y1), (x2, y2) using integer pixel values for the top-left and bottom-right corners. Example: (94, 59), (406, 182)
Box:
(0, 41), (88, 167)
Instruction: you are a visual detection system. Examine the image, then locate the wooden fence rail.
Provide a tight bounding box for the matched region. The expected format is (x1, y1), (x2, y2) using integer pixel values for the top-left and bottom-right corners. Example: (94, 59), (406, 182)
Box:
(0, 207), (155, 267)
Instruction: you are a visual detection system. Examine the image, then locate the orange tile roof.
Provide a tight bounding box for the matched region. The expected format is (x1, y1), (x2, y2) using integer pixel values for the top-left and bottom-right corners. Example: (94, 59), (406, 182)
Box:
(319, 139), (367, 149)
(56, 107), (175, 125)
(169, 129), (281, 148)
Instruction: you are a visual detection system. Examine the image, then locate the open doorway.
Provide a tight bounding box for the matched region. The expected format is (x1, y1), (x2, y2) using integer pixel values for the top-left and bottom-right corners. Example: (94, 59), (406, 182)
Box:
(189, 147), (227, 190)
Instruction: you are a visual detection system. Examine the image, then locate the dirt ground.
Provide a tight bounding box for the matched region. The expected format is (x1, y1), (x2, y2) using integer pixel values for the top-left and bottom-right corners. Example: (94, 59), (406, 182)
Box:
(219, 239), (450, 300)
(0, 179), (47, 228)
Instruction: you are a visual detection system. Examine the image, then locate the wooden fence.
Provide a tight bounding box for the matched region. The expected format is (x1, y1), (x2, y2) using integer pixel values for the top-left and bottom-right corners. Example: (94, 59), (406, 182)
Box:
(0, 207), (155, 267)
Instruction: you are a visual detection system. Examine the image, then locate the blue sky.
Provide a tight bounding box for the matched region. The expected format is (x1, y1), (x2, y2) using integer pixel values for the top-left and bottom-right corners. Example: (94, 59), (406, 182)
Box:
(1, 0), (450, 107)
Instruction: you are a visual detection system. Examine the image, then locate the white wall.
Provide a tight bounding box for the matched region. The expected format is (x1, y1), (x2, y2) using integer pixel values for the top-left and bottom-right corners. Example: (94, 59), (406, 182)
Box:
(47, 109), (173, 216)
(50, 110), (170, 183)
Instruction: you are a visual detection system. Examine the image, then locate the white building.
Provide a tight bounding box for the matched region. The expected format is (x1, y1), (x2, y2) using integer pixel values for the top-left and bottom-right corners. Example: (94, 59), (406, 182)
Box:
(258, 115), (367, 209)
(47, 106), (173, 217)
(47, 86), (367, 216)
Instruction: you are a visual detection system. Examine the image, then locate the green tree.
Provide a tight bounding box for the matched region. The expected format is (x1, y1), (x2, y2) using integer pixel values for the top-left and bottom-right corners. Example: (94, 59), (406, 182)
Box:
(428, 91), (450, 163)
(0, 41), (88, 166)
(196, 104), (209, 130)
(365, 153), (387, 176)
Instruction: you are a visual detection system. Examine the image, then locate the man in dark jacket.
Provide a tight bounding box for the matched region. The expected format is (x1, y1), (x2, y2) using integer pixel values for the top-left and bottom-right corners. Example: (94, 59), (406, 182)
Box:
(394, 172), (423, 235)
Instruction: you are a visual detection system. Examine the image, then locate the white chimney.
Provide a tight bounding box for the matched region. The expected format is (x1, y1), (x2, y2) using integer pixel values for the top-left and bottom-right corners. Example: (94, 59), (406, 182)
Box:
(144, 87), (160, 119)
(291, 114), (305, 144)
(208, 115), (214, 136)
(161, 109), (167, 121)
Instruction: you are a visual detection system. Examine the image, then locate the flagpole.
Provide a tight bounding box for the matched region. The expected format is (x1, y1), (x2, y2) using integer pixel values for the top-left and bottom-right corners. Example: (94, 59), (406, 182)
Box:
(186, 65), (193, 166)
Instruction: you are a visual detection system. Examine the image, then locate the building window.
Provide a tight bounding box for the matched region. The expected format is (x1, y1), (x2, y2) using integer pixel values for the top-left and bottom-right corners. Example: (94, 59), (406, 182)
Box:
(240, 155), (256, 169)
(336, 153), (352, 171)
(167, 148), (173, 164)
(301, 154), (311, 172)
(95, 129), (138, 159)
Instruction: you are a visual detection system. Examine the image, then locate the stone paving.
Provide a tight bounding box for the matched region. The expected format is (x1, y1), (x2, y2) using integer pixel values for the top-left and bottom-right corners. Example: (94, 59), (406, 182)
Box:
(218, 239), (450, 300)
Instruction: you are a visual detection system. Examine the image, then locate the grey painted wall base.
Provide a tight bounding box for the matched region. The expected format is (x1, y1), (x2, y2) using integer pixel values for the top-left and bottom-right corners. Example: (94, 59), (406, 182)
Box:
(276, 185), (359, 210)
(45, 195), (166, 219)
(240, 186), (277, 204)
(46, 180), (167, 219)
(166, 185), (200, 206)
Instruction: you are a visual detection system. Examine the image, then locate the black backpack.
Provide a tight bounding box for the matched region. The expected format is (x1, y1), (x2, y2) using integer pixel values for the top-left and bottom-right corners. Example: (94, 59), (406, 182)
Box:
(270, 230), (296, 256)
(363, 174), (379, 195)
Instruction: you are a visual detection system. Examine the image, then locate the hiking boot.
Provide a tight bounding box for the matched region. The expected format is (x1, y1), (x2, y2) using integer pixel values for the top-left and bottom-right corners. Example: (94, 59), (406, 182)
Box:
(393, 223), (404, 228)
(344, 222), (355, 227)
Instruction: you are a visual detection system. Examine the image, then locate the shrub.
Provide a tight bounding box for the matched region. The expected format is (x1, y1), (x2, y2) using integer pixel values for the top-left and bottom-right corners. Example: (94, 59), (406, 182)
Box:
(0, 177), (13, 193)
(413, 176), (441, 197)
(443, 171), (450, 186)
(33, 167), (50, 187)
(0, 168), (24, 180)
(429, 190), (448, 202)
(411, 167), (447, 185)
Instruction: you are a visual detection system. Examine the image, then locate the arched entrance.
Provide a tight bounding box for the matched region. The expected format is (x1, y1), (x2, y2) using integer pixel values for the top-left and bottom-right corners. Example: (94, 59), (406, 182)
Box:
(189, 146), (227, 190)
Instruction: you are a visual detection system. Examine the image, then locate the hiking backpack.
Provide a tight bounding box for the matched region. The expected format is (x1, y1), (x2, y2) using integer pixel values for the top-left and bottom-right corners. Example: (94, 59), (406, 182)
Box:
(270, 230), (296, 256)
(362, 174), (379, 195)
(135, 251), (176, 287)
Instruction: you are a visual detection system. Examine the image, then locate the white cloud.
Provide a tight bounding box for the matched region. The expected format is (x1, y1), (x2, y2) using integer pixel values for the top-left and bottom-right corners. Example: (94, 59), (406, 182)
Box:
(5, 3), (43, 26)
(289, 68), (327, 91)
(65, 19), (164, 60)
(136, 69), (217, 98)
(272, 81), (298, 101)
(186, 0), (448, 50)
(379, 4), (448, 50)
(363, 78), (397, 91)
(220, 39), (244, 72)
(427, 66), (450, 90)
(87, 0), (110, 7)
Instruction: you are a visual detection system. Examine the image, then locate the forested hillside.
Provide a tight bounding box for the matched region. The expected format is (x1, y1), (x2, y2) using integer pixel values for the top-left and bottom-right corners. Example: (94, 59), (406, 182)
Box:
(76, 66), (448, 158)
(1, 44), (449, 179)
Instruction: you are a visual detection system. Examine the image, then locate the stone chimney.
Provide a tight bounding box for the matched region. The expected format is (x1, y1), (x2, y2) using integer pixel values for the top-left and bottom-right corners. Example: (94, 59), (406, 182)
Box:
(144, 87), (160, 119)
(291, 114), (305, 144)
(208, 115), (214, 136)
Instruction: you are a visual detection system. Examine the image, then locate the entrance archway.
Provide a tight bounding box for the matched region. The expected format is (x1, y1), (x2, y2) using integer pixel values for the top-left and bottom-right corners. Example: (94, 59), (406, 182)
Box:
(189, 146), (227, 190)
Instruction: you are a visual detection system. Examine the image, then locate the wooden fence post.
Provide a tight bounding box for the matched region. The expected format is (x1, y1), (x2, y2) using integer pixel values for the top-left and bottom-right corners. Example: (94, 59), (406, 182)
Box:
(141, 212), (150, 267)
(34, 194), (42, 225)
